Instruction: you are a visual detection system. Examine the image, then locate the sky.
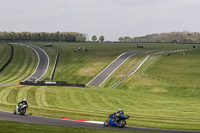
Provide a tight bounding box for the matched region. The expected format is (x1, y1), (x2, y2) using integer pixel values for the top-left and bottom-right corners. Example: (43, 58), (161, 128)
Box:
(0, 0), (200, 41)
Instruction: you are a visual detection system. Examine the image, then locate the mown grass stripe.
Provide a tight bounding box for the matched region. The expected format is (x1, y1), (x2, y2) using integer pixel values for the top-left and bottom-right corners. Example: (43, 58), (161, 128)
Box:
(97, 94), (116, 109)
(27, 87), (37, 106)
(68, 90), (82, 108)
(0, 87), (14, 104)
(16, 85), (31, 103)
(7, 46), (37, 82)
(0, 44), (13, 73)
(81, 91), (99, 109)
(7, 89), (19, 104)
(5, 46), (30, 82)
(35, 86), (48, 107)
(0, 44), (8, 64)
(0, 45), (24, 82)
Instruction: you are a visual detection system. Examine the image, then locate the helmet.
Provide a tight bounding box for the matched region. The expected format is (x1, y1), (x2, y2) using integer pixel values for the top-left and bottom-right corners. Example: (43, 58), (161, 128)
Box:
(23, 99), (26, 101)
(118, 109), (122, 111)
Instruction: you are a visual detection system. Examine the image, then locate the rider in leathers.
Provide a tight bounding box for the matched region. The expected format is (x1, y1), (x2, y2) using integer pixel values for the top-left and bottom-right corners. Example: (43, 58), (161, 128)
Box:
(113, 109), (124, 123)
(17, 99), (28, 111)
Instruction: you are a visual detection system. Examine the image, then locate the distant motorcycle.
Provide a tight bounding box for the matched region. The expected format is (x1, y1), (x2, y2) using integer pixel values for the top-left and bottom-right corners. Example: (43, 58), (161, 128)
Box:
(14, 104), (28, 115)
(104, 114), (129, 128)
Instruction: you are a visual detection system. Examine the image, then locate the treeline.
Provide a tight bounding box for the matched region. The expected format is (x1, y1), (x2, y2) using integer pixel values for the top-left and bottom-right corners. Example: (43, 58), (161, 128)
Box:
(0, 31), (86, 42)
(119, 32), (200, 43)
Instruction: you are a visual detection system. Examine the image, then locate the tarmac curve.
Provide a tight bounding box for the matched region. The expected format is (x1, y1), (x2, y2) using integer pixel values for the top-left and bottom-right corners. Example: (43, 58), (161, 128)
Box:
(25, 45), (49, 81)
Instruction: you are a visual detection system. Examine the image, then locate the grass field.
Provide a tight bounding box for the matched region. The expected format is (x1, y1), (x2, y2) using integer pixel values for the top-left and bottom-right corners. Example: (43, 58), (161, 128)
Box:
(145, 49), (200, 88)
(0, 44), (38, 83)
(1, 42), (200, 131)
(0, 44), (11, 69)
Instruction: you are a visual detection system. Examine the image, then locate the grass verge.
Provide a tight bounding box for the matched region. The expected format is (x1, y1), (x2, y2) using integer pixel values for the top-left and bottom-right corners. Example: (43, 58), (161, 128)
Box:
(0, 120), (147, 133)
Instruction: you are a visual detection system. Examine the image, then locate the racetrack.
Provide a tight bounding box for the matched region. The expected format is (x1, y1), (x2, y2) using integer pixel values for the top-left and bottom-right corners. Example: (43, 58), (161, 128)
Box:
(0, 46), (198, 132)
(0, 111), (199, 133)
(25, 45), (49, 81)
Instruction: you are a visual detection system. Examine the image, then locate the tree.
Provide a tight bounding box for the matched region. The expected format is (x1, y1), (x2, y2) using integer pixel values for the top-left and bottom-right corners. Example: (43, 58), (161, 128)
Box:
(118, 37), (124, 42)
(76, 36), (86, 42)
(99, 36), (104, 42)
(92, 35), (97, 42)
(124, 36), (132, 42)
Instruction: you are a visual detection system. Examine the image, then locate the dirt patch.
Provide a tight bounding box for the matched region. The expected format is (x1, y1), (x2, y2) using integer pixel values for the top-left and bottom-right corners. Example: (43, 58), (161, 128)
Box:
(78, 62), (105, 76)
(150, 88), (168, 93)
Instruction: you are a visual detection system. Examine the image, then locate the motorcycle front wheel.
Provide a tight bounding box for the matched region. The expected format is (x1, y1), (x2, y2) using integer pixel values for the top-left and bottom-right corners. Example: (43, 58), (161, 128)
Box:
(118, 120), (126, 128)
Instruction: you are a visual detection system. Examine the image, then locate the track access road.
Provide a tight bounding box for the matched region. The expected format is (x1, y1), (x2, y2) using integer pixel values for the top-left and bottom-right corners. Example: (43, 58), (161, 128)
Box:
(87, 51), (137, 87)
(0, 111), (199, 133)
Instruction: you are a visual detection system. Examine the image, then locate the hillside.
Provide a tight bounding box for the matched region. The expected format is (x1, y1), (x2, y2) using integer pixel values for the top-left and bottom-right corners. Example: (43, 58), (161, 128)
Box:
(1, 42), (200, 130)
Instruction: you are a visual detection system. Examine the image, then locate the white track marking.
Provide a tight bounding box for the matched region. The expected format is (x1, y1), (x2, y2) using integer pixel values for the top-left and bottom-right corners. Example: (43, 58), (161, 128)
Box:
(84, 121), (104, 124)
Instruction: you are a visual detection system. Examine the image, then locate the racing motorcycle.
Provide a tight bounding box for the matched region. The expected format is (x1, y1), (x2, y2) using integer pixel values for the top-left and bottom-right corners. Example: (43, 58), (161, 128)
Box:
(104, 113), (129, 128)
(14, 104), (28, 115)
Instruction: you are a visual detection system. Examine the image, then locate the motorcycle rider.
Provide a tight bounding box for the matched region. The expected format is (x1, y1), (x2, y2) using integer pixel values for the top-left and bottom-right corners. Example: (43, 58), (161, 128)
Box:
(17, 99), (28, 111)
(112, 109), (124, 123)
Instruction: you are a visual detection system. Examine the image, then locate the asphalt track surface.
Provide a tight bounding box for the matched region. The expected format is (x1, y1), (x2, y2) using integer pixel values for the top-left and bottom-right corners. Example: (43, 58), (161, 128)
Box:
(87, 51), (137, 87)
(25, 45), (49, 81)
(0, 111), (199, 133)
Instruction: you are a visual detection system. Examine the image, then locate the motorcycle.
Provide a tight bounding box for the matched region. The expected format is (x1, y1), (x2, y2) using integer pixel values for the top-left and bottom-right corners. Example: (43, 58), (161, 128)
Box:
(104, 113), (129, 128)
(14, 104), (28, 115)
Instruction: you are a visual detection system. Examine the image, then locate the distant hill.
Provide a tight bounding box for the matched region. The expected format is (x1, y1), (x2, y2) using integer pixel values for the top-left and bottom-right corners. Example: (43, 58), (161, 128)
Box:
(119, 32), (200, 43)
(134, 31), (200, 43)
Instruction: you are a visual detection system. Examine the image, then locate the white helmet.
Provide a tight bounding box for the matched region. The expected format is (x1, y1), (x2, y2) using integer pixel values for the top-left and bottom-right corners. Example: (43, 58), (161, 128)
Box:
(118, 109), (122, 111)
(23, 99), (26, 101)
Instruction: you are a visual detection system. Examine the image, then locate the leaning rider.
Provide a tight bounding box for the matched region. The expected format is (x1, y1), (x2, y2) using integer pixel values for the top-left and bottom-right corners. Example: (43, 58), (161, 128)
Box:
(17, 99), (28, 111)
(112, 109), (124, 123)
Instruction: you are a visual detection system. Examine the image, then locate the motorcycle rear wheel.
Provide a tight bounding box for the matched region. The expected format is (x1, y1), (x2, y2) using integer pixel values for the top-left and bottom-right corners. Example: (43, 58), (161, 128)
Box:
(19, 108), (26, 115)
(13, 110), (16, 115)
(104, 119), (109, 127)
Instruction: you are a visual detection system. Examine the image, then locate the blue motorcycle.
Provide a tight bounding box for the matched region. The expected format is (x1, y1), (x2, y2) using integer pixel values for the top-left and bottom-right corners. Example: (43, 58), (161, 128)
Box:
(104, 113), (129, 128)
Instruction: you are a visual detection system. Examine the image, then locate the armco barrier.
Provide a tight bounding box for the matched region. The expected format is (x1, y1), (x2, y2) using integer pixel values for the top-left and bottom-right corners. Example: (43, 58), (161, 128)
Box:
(50, 52), (59, 81)
(19, 81), (85, 87)
(0, 44), (13, 73)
